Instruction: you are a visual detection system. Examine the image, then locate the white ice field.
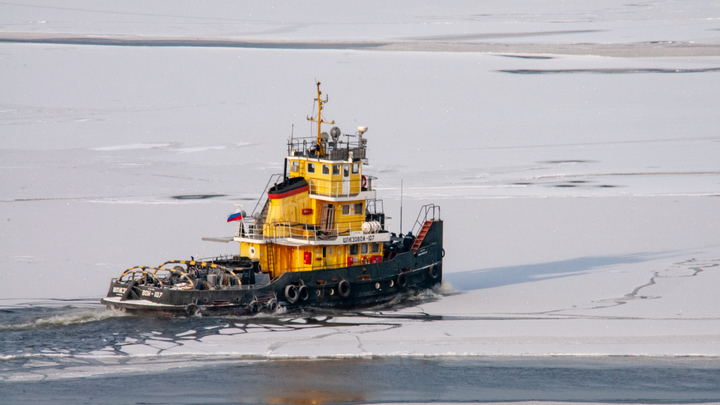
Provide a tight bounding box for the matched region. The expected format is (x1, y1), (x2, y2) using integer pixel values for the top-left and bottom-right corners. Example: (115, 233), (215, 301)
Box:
(1, 1), (720, 359)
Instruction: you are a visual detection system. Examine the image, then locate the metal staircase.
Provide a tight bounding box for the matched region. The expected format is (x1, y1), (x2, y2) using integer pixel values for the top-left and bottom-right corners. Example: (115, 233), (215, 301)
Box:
(410, 221), (432, 251)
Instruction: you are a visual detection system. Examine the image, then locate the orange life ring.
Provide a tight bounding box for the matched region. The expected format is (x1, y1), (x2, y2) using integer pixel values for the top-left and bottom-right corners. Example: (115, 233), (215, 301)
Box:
(361, 175), (367, 188)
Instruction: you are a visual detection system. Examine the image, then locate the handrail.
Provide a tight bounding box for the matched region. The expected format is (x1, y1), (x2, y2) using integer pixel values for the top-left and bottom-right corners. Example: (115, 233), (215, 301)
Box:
(411, 204), (441, 236)
(306, 178), (367, 198)
(251, 173), (282, 216)
(240, 219), (385, 242)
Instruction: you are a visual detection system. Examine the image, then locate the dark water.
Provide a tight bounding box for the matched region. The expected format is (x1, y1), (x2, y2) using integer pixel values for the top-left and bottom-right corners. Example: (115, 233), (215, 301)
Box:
(2, 301), (720, 405)
(3, 356), (720, 405)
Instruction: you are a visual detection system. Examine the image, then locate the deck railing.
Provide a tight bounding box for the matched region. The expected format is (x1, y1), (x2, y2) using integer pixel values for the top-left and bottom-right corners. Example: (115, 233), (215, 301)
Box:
(238, 219), (384, 242)
(306, 177), (375, 198)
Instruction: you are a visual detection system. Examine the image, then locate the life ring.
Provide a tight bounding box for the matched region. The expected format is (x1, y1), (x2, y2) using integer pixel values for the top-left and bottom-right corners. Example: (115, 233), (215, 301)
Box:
(338, 280), (351, 297)
(397, 273), (408, 288)
(285, 285), (299, 303)
(298, 285), (310, 301)
(361, 256), (369, 265)
(429, 264), (439, 279)
(361, 175), (367, 188)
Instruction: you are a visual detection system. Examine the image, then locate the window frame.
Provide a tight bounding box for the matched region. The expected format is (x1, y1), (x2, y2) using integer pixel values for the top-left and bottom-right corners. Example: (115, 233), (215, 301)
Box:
(307, 162), (315, 173)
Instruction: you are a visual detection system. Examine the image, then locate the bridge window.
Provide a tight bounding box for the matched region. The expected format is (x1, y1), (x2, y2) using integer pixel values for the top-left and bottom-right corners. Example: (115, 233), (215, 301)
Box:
(361, 244), (369, 254)
(322, 164), (329, 175)
(291, 161), (299, 173)
(350, 244), (359, 255)
(307, 162), (315, 173)
(333, 164), (340, 175)
(354, 203), (363, 215)
(371, 243), (380, 253)
(353, 163), (360, 174)
(342, 204), (350, 215)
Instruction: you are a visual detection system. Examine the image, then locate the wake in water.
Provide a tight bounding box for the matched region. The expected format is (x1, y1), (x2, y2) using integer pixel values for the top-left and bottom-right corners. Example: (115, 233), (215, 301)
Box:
(0, 283), (456, 375)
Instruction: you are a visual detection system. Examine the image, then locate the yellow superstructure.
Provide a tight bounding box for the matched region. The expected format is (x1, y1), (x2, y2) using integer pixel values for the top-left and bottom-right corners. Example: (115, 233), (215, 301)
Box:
(235, 82), (388, 280)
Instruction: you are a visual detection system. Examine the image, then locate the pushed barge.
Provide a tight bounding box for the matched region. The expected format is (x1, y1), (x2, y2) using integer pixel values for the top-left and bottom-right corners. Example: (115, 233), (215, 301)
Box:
(102, 83), (443, 316)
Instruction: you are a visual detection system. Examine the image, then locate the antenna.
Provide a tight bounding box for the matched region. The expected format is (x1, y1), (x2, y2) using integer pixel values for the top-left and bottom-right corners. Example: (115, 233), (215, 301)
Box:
(306, 81), (334, 158)
(400, 179), (403, 235)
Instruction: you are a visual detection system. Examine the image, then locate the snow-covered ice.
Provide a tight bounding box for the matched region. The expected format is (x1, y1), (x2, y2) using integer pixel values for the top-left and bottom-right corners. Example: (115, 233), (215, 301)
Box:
(1, 0), (719, 361)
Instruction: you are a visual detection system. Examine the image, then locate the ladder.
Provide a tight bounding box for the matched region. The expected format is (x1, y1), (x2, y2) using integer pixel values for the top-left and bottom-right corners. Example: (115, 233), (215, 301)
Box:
(410, 221), (432, 251)
(265, 241), (276, 275)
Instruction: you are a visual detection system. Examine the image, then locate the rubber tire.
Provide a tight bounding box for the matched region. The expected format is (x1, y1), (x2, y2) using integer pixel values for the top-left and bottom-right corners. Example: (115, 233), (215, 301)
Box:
(397, 273), (408, 288)
(266, 298), (278, 312)
(298, 285), (310, 301)
(248, 301), (259, 314)
(185, 304), (198, 316)
(338, 280), (351, 298)
(429, 264), (439, 279)
(285, 285), (299, 303)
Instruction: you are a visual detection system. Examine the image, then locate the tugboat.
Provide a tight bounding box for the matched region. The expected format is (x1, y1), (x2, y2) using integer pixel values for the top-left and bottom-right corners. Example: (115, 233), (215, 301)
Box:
(101, 82), (443, 316)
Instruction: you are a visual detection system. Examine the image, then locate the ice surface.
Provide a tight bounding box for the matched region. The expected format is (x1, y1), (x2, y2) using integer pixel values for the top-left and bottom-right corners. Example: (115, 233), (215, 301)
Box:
(1, 1), (719, 361)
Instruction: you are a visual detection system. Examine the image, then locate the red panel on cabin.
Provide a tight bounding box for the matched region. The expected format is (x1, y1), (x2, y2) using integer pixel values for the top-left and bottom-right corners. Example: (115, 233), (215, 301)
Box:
(371, 255), (382, 264)
(303, 251), (312, 265)
(302, 208), (313, 215)
(347, 257), (354, 266)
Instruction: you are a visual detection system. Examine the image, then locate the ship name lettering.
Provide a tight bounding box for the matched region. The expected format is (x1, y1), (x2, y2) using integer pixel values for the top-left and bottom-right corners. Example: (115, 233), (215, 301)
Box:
(343, 235), (374, 243)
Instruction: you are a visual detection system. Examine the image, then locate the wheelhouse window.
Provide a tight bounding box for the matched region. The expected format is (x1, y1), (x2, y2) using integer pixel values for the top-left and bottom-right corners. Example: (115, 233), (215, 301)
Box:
(361, 244), (369, 254)
(349, 244), (359, 255)
(371, 243), (380, 253)
(290, 161), (299, 173)
(354, 203), (363, 215)
(342, 204), (350, 215)
(333, 164), (341, 175)
(307, 162), (315, 173)
(322, 164), (330, 175)
(343, 165), (350, 177)
(352, 163), (360, 174)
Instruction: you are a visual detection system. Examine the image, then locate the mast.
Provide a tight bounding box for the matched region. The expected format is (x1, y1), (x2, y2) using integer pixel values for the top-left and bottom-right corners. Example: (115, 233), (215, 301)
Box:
(306, 81), (335, 158)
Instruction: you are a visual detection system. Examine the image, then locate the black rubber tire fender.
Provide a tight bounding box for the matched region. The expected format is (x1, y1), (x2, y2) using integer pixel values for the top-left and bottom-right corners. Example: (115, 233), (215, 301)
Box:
(285, 284), (299, 303)
(266, 298), (278, 312)
(338, 280), (351, 298)
(185, 304), (199, 316)
(298, 285), (310, 301)
(397, 273), (408, 288)
(429, 264), (439, 279)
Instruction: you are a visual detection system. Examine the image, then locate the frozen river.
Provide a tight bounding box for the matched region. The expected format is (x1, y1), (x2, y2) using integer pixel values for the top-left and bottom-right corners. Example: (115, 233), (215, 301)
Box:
(2, 0), (720, 403)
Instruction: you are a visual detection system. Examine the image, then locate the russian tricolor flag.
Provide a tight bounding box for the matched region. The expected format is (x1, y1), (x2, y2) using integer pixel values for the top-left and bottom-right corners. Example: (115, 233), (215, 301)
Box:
(227, 211), (243, 222)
